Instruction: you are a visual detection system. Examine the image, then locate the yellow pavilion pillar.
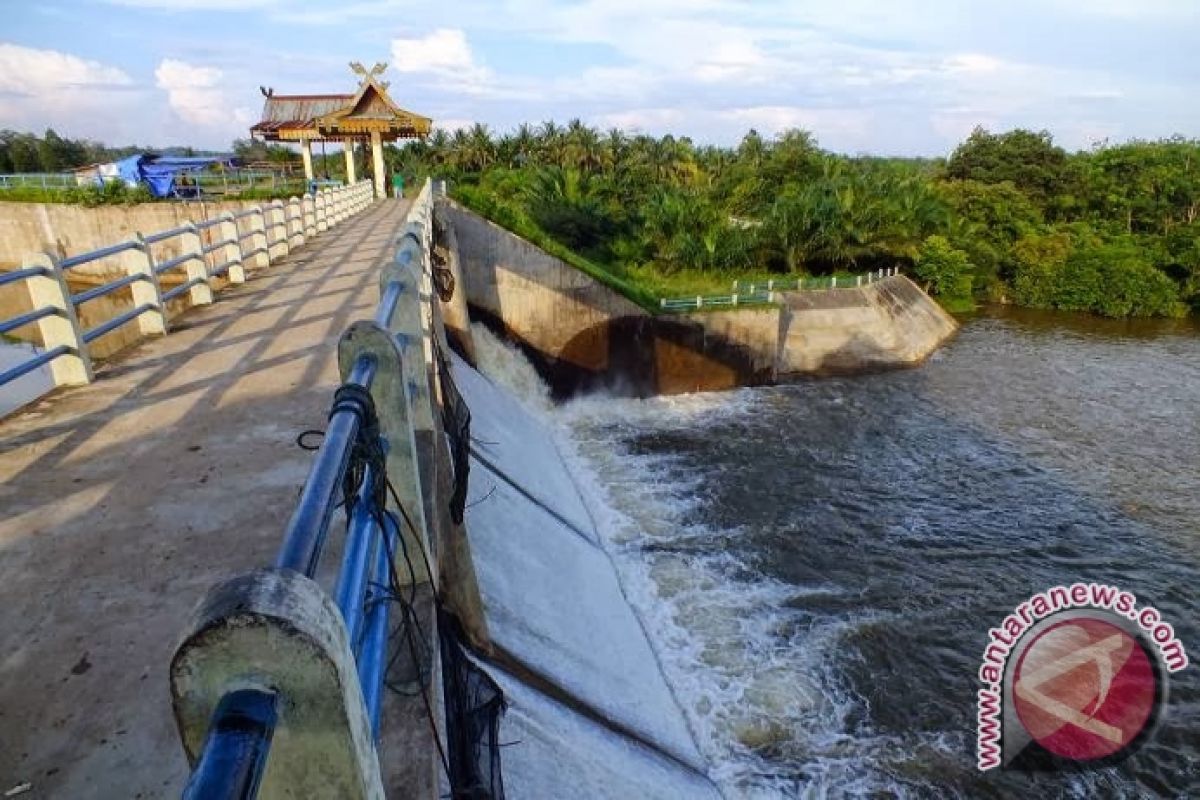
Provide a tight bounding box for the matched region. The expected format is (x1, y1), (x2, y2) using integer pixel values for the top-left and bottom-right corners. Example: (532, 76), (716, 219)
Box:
(300, 138), (314, 181)
(343, 139), (357, 184)
(370, 131), (385, 199)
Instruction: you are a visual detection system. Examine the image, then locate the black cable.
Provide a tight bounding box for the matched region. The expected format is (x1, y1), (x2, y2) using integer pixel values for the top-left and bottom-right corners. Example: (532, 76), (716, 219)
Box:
(377, 506), (452, 779)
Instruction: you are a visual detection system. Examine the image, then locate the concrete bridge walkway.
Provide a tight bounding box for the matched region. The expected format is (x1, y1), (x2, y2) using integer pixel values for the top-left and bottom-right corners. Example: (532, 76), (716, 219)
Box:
(0, 198), (423, 798)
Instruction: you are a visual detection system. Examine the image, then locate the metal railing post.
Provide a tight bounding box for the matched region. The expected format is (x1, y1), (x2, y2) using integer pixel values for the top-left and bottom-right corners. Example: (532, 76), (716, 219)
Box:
(121, 234), (167, 335)
(22, 251), (93, 386)
(218, 212), (246, 284)
(180, 223), (214, 306)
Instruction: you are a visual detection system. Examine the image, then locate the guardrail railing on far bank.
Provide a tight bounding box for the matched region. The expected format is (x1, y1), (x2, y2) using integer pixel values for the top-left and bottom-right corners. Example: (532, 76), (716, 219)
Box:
(0, 180), (375, 401)
(657, 267), (901, 312)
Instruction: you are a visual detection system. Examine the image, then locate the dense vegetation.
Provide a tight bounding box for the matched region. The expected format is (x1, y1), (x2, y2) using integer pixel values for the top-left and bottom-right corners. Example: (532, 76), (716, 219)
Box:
(0, 130), (310, 205)
(0, 128), (244, 174)
(390, 123), (1200, 317)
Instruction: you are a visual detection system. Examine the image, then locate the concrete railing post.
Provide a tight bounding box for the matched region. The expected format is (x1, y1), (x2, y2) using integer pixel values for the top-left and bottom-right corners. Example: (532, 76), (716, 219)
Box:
(121, 234), (167, 335)
(218, 212), (246, 284)
(22, 251), (93, 386)
(180, 223), (213, 306)
(287, 197), (305, 249)
(171, 569), (386, 800)
(302, 194), (317, 238)
(325, 189), (338, 228)
(375, 182), (437, 584)
(249, 207), (270, 269)
(315, 191), (329, 233)
(267, 201), (289, 260)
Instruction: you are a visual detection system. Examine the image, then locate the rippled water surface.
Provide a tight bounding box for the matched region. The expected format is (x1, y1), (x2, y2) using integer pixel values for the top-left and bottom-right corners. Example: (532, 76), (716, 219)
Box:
(549, 310), (1200, 798)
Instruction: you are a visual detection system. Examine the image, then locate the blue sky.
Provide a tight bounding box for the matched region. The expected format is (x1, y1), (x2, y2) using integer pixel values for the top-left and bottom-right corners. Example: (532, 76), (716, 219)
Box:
(3, 0), (1199, 155)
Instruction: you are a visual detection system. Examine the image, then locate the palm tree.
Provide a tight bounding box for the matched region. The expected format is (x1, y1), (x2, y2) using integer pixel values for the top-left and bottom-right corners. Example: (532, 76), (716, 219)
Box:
(466, 123), (495, 172)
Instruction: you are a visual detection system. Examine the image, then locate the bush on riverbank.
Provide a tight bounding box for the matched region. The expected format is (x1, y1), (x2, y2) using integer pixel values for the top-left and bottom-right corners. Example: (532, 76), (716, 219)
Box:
(392, 122), (1200, 317)
(0, 181), (154, 206)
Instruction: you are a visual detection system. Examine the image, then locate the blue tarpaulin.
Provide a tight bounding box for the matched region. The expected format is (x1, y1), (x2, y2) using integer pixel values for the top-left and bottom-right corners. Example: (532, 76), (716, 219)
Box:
(107, 154), (237, 198)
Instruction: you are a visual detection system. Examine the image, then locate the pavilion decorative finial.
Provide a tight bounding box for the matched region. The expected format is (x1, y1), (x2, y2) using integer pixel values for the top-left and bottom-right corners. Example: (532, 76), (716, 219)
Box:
(349, 61), (387, 80)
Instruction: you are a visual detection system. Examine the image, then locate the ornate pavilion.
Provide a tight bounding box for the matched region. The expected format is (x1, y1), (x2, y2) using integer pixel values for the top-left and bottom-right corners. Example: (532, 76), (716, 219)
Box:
(250, 62), (431, 197)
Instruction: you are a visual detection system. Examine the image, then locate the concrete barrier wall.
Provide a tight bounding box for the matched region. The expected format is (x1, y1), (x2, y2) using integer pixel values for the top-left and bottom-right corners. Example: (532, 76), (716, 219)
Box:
(0, 199), (269, 269)
(440, 200), (776, 396)
(441, 199), (957, 393)
(778, 275), (959, 373)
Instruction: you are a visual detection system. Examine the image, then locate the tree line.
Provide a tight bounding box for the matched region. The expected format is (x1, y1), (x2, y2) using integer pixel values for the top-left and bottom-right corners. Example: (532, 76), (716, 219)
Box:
(0, 129), (268, 175)
(389, 122), (1199, 317)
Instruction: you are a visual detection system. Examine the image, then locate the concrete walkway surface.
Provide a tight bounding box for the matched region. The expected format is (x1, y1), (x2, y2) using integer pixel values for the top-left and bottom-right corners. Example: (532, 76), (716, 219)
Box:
(0, 198), (432, 798)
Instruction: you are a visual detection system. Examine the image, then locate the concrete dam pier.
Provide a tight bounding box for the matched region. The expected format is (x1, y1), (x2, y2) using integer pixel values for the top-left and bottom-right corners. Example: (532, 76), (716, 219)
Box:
(442, 200), (958, 397)
(0, 181), (957, 798)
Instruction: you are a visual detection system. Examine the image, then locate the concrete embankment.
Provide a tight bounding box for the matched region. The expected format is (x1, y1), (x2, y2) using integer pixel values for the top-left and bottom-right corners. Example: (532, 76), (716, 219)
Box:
(446, 348), (720, 798)
(440, 199), (957, 396)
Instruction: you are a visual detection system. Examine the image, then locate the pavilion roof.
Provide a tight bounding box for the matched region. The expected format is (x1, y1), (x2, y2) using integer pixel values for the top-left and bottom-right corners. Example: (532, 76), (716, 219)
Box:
(250, 94), (354, 136)
(250, 65), (431, 142)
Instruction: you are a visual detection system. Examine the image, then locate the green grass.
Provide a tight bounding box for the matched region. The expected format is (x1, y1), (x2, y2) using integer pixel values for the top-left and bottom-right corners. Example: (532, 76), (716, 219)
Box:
(452, 186), (662, 311)
(0, 182), (153, 206)
(936, 295), (978, 314)
(0, 181), (311, 205)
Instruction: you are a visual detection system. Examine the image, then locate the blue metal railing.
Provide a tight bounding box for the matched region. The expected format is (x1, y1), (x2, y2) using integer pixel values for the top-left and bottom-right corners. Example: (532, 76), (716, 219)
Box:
(182, 689), (278, 800)
(180, 179), (435, 796)
(0, 182), (374, 404)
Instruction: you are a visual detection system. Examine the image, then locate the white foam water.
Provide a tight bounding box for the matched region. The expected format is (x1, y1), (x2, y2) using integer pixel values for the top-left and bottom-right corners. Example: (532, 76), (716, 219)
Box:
(467, 324), (889, 797)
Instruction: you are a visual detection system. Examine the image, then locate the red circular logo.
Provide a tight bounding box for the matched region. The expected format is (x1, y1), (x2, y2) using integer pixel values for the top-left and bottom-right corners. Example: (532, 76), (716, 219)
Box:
(1013, 617), (1157, 761)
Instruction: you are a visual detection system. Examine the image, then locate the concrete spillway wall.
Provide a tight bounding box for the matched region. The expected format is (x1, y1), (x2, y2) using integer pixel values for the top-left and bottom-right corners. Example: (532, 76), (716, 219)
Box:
(441, 199), (957, 396)
(776, 275), (959, 373)
(446, 350), (721, 798)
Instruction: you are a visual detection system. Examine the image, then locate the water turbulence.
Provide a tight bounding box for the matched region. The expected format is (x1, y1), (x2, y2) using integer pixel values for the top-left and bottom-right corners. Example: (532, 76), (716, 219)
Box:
(470, 315), (1200, 798)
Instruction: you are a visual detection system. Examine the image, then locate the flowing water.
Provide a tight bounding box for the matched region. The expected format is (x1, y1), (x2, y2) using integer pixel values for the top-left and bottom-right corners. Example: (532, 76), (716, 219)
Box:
(473, 311), (1200, 799)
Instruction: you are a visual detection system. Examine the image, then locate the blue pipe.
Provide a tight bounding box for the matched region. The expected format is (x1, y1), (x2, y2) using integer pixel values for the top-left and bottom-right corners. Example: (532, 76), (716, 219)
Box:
(357, 515), (396, 738)
(275, 355), (377, 577)
(182, 689), (278, 800)
(375, 281), (403, 329)
(334, 463), (379, 649)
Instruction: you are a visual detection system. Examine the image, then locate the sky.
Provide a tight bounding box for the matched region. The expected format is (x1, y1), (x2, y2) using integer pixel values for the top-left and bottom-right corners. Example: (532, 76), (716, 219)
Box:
(2, 0), (1199, 156)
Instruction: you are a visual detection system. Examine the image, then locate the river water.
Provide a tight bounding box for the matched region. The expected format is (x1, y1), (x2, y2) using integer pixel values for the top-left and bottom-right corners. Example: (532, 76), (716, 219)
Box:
(477, 310), (1200, 798)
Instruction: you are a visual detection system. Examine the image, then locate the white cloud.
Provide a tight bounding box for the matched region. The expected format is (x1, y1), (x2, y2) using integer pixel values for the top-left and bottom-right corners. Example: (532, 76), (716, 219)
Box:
(593, 107), (685, 132)
(390, 28), (496, 96)
(944, 53), (1004, 74)
(104, 0), (276, 9)
(0, 43), (144, 142)
(154, 59), (253, 145)
(0, 43), (133, 95)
